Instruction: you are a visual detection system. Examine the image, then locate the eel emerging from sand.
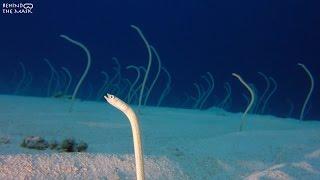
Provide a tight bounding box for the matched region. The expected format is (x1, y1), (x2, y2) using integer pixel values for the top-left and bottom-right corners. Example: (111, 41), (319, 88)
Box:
(104, 94), (145, 180)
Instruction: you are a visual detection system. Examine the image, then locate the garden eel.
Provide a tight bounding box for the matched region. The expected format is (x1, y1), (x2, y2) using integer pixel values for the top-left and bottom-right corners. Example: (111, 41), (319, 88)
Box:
(104, 94), (144, 180)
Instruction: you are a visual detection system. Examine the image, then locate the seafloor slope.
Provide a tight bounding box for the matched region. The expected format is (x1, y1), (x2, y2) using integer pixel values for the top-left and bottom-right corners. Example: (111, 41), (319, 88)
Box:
(0, 95), (320, 179)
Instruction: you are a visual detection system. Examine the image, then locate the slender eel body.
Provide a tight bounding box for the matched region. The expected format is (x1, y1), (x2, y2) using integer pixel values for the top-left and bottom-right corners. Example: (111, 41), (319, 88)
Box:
(104, 94), (145, 180)
(232, 73), (255, 131)
(297, 63), (314, 120)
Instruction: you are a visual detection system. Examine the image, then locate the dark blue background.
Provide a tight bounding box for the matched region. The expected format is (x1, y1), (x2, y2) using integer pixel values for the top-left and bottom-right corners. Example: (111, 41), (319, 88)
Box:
(1, 0), (319, 119)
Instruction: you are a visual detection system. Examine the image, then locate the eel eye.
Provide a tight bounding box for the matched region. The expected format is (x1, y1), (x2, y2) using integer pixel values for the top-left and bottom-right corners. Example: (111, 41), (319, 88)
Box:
(107, 94), (115, 99)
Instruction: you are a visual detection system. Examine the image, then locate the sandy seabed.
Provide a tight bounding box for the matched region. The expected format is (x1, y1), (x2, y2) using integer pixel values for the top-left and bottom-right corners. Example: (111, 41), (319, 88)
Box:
(1, 95), (320, 179)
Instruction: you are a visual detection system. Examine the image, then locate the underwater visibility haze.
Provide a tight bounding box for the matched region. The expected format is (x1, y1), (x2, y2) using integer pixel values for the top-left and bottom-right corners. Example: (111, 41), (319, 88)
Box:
(0, 0), (320, 179)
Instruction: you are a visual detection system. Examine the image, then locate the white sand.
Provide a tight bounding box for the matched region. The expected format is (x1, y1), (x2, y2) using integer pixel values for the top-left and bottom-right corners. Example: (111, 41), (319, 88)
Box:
(0, 154), (185, 179)
(1, 95), (320, 179)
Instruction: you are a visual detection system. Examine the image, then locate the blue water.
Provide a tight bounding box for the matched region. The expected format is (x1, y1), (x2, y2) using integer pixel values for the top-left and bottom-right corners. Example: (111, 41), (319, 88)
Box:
(1, 0), (319, 119)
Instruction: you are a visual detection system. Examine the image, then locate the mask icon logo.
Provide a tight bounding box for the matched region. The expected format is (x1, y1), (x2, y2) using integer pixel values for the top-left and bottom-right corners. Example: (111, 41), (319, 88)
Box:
(23, 3), (33, 10)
